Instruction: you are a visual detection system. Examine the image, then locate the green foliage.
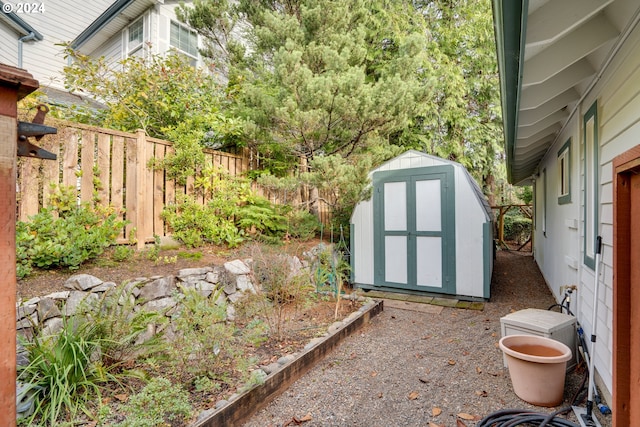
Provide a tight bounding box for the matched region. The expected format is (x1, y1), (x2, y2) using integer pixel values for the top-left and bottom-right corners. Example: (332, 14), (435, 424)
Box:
(518, 186), (533, 205)
(116, 378), (192, 427)
(162, 165), (287, 248)
(16, 186), (126, 279)
(89, 284), (168, 367)
(111, 245), (134, 263)
(18, 318), (116, 425)
(246, 244), (314, 340)
(168, 286), (239, 377)
(284, 208), (320, 240)
(503, 210), (532, 243)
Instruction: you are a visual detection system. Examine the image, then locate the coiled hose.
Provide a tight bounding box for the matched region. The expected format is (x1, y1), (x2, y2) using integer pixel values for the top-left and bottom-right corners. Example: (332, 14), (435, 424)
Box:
(476, 408), (579, 427)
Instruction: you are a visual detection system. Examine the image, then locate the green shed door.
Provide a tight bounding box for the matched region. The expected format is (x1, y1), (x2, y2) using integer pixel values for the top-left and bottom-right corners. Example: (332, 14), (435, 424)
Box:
(373, 166), (456, 294)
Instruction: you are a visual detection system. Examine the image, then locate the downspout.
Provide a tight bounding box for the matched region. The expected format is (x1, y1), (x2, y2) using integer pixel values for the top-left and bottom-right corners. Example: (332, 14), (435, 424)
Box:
(18, 31), (37, 68)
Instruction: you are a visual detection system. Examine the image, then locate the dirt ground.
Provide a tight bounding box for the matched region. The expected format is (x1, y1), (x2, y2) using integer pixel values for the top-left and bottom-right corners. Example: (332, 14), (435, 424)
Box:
(17, 244), (612, 427)
(243, 249), (613, 427)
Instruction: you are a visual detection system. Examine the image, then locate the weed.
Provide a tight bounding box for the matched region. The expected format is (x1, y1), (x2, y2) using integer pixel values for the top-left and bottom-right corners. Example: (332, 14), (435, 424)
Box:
(112, 245), (135, 262)
(247, 244), (315, 340)
(177, 250), (203, 260)
(116, 377), (192, 427)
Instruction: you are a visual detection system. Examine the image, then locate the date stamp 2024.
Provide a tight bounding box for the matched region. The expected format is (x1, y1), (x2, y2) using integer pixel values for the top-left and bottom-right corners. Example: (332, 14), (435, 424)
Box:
(2, 2), (45, 14)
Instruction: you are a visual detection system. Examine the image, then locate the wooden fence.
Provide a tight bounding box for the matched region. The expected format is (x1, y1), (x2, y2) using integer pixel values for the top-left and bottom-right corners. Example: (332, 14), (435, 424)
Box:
(17, 120), (339, 248)
(17, 121), (252, 248)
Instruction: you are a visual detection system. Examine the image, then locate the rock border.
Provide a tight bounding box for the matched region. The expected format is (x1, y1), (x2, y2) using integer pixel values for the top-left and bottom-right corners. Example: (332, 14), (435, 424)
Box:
(192, 299), (384, 427)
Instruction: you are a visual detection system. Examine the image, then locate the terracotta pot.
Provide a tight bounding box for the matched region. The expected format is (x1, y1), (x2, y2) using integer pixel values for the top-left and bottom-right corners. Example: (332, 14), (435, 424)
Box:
(499, 334), (572, 407)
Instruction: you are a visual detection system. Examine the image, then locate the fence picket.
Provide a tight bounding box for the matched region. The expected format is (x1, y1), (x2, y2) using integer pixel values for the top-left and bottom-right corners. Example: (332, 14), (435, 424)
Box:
(17, 121), (334, 245)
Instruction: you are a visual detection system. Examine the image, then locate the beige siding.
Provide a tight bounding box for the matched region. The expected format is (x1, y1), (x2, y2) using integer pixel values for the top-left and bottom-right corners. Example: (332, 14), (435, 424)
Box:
(90, 31), (124, 66)
(0, 24), (19, 66)
(534, 21), (640, 399)
(18, 1), (112, 88)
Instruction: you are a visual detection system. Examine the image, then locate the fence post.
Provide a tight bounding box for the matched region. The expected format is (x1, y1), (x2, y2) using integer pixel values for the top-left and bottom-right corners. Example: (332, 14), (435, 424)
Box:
(0, 64), (39, 427)
(135, 129), (150, 250)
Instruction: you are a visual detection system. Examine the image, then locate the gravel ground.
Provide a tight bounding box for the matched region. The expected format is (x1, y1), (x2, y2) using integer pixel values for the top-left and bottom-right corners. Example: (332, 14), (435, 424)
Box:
(243, 250), (613, 427)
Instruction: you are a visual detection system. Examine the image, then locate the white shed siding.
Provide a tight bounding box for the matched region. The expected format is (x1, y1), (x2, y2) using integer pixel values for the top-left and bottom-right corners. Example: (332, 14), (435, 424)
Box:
(351, 199), (374, 285)
(453, 169), (485, 298)
(351, 151), (490, 298)
(0, 24), (19, 66)
(532, 21), (640, 398)
(20, 1), (112, 88)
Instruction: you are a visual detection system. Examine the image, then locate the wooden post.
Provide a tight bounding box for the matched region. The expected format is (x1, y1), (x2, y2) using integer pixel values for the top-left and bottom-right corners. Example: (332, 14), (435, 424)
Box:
(0, 64), (39, 427)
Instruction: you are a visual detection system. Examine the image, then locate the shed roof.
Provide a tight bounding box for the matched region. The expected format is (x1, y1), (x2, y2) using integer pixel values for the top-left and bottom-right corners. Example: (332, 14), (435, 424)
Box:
(373, 150), (492, 222)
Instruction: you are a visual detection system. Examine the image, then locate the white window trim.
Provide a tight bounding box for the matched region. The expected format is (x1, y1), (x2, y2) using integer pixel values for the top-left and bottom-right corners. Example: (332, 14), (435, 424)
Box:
(170, 20), (198, 62)
(127, 17), (145, 57)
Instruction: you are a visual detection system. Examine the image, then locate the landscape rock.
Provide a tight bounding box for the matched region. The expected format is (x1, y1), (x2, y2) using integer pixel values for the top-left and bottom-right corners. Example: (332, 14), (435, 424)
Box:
(205, 270), (220, 284)
(16, 304), (36, 321)
(36, 298), (61, 322)
(64, 274), (103, 291)
(178, 267), (212, 278)
(236, 275), (256, 293)
(63, 291), (98, 316)
(138, 276), (176, 302)
(42, 291), (70, 300)
(261, 362), (281, 375)
(328, 321), (344, 334)
(41, 317), (64, 336)
(92, 282), (117, 293)
(224, 259), (251, 275)
(142, 296), (178, 313)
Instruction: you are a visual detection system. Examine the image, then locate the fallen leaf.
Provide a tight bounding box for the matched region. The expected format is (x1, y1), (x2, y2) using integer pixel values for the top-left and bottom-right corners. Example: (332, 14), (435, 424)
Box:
(448, 359), (456, 365)
(84, 422), (97, 427)
(494, 342), (500, 348)
(408, 391), (419, 400)
(429, 423), (445, 427)
(456, 420), (468, 427)
(458, 413), (475, 420)
(475, 390), (488, 397)
(462, 350), (469, 356)
(377, 392), (383, 398)
(415, 353), (424, 359)
(421, 335), (432, 340)
(114, 393), (128, 402)
(476, 366), (482, 374)
(491, 332), (497, 337)
(432, 407), (442, 416)
(419, 377), (429, 383)
(298, 413), (312, 422)
(370, 371), (378, 377)
(349, 352), (357, 359)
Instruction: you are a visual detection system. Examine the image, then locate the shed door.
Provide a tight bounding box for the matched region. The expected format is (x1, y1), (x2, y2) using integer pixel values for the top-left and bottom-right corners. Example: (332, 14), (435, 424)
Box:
(373, 166), (455, 294)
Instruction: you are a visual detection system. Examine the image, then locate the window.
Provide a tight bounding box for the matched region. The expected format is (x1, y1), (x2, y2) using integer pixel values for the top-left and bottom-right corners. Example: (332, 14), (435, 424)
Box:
(170, 21), (198, 64)
(557, 138), (571, 204)
(128, 18), (144, 56)
(583, 101), (598, 269)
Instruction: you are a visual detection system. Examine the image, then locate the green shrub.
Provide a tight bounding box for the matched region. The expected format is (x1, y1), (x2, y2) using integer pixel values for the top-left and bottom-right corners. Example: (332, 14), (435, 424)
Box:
(285, 209), (320, 240)
(111, 245), (134, 262)
(168, 286), (240, 378)
(16, 186), (126, 278)
(18, 318), (115, 425)
(162, 165), (287, 248)
(503, 212), (532, 243)
(116, 378), (192, 427)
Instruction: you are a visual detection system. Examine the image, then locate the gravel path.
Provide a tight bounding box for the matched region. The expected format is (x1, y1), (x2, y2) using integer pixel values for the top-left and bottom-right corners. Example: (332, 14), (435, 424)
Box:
(243, 250), (612, 427)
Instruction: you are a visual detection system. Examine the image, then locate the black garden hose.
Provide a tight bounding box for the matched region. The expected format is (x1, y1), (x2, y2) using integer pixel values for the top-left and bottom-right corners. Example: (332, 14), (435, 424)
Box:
(476, 408), (580, 427)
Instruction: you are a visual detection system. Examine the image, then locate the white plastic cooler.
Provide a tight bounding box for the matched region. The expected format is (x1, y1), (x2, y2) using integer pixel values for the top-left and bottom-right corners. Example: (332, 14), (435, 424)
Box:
(500, 308), (577, 371)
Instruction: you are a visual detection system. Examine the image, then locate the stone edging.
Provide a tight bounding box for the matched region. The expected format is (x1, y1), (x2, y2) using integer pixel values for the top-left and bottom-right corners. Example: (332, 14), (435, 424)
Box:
(192, 299), (384, 427)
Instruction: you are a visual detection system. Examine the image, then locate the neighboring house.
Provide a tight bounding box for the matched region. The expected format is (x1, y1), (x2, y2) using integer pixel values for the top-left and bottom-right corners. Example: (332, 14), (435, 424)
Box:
(70, 0), (203, 69)
(493, 0), (640, 424)
(0, 0), (112, 88)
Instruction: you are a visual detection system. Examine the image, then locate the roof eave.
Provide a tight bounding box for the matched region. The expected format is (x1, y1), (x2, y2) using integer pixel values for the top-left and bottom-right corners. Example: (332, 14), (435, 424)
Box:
(70, 0), (137, 50)
(492, 0), (528, 185)
(0, 1), (43, 39)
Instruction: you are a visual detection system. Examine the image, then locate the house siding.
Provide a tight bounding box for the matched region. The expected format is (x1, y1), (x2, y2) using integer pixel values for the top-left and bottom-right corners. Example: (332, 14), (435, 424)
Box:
(0, 24), (19, 66)
(19, 1), (112, 88)
(533, 21), (640, 398)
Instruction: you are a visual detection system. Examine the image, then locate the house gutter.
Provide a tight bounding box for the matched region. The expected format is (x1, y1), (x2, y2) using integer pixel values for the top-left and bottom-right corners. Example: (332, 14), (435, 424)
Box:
(18, 32), (37, 68)
(70, 0), (137, 50)
(491, 0), (529, 185)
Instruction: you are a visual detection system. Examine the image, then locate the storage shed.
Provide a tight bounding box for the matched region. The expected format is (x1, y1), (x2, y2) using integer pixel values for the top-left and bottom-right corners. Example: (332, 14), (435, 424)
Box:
(350, 151), (493, 299)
